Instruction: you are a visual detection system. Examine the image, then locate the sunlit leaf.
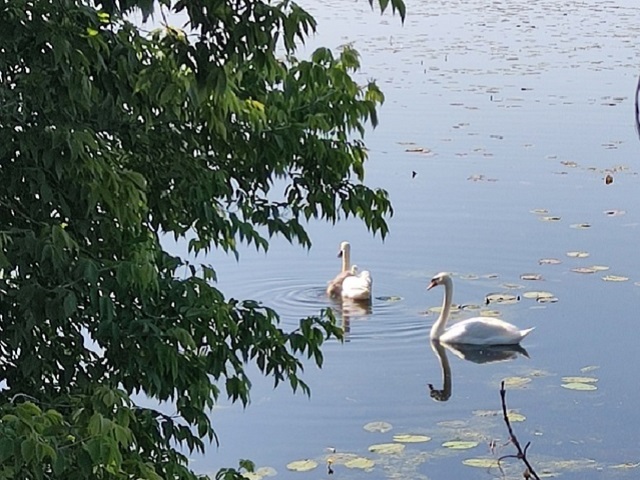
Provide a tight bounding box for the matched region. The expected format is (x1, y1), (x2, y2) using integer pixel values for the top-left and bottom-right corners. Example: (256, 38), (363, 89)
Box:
(523, 291), (554, 300)
(363, 421), (392, 433)
(479, 309), (502, 317)
(530, 208), (549, 215)
(507, 412), (526, 422)
(561, 382), (597, 391)
(602, 275), (629, 282)
(562, 376), (598, 384)
(368, 443), (405, 454)
(572, 267), (596, 274)
(567, 251), (590, 258)
(580, 365), (599, 373)
(540, 216), (561, 222)
(539, 258), (562, 265)
(344, 457), (375, 469)
(462, 458), (500, 468)
(520, 273), (542, 281)
(392, 434), (431, 443)
(610, 462), (640, 469)
(442, 440), (479, 450)
(502, 376), (532, 388)
(484, 293), (518, 305)
(242, 467), (277, 479)
(286, 460), (318, 472)
(570, 223), (591, 229)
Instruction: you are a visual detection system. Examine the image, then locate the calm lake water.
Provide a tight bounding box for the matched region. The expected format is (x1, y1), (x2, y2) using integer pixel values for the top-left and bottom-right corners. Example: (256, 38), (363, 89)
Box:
(167, 0), (640, 477)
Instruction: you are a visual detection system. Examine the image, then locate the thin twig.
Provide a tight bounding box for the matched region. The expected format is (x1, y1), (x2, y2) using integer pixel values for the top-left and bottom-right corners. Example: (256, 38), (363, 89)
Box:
(499, 380), (540, 480)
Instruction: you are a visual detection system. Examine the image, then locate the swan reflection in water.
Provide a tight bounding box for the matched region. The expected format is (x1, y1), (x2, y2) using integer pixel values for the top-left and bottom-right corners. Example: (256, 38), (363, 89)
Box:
(428, 340), (529, 402)
(330, 297), (372, 342)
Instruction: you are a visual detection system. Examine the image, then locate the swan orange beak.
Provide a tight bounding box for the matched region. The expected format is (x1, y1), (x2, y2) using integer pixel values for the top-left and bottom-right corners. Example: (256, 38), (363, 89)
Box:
(427, 280), (437, 290)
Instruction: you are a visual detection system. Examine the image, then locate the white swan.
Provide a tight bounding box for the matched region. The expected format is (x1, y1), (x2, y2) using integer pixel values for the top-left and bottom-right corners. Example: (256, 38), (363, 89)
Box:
(427, 272), (534, 345)
(326, 241), (355, 297)
(341, 265), (372, 301)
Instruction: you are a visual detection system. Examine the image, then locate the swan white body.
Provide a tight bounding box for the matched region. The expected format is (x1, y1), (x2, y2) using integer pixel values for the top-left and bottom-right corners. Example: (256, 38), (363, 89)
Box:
(326, 242), (372, 300)
(341, 265), (372, 300)
(427, 272), (534, 345)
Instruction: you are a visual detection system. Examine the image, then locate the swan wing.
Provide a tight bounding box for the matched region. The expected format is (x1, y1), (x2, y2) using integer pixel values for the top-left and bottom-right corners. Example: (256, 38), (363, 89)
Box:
(341, 270), (372, 300)
(326, 270), (354, 297)
(440, 317), (534, 345)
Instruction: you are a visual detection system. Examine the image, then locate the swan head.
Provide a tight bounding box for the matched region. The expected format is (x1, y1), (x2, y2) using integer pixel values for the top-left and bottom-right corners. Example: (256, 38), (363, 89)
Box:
(338, 241), (351, 258)
(427, 272), (452, 290)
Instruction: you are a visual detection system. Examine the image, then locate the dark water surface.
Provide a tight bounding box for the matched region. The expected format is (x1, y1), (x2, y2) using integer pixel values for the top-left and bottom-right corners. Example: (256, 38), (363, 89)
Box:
(168, 0), (640, 477)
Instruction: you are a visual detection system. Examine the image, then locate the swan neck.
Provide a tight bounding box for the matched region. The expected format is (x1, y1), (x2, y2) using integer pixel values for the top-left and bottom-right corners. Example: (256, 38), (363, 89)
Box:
(430, 277), (453, 340)
(341, 247), (351, 272)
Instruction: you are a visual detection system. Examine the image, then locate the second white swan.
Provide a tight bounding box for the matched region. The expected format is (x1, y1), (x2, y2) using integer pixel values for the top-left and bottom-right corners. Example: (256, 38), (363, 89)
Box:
(427, 272), (534, 345)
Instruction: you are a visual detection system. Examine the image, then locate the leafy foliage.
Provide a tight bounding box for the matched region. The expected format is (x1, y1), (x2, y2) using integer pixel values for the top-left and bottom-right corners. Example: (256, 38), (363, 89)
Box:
(0, 0), (403, 478)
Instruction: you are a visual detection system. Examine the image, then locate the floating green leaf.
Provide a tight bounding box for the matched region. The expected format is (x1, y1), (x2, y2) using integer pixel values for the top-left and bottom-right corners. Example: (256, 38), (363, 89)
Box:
(479, 309), (501, 317)
(368, 443), (405, 454)
(522, 291), (555, 300)
(540, 216), (561, 222)
(502, 376), (532, 388)
(443, 440), (479, 450)
(485, 293), (519, 305)
(572, 267), (596, 274)
(376, 295), (403, 302)
(602, 275), (629, 282)
(610, 462), (640, 469)
(242, 467), (277, 480)
(530, 208), (549, 215)
(462, 458), (500, 468)
(286, 460), (318, 472)
(580, 365), (599, 373)
(393, 434), (431, 443)
(567, 251), (590, 258)
(520, 273), (542, 281)
(562, 376), (598, 383)
(344, 457), (375, 470)
(562, 382), (597, 391)
(539, 258), (562, 265)
(507, 412), (526, 422)
(570, 223), (591, 229)
(363, 421), (392, 433)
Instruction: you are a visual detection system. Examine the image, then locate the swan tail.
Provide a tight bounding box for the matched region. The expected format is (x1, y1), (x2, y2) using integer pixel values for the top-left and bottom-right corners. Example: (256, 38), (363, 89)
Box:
(519, 327), (535, 339)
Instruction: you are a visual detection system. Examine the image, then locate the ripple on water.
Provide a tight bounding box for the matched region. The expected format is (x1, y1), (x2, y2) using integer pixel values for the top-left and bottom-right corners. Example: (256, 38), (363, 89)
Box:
(224, 274), (429, 344)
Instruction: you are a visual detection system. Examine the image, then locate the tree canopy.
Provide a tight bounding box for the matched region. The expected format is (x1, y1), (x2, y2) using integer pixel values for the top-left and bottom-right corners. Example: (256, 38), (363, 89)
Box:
(0, 0), (404, 477)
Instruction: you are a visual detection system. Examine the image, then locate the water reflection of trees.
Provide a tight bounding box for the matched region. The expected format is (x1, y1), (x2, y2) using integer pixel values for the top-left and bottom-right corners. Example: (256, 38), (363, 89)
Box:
(428, 341), (529, 402)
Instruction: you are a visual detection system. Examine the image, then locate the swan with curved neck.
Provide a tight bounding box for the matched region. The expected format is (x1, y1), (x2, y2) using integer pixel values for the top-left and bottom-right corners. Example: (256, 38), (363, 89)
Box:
(427, 272), (534, 345)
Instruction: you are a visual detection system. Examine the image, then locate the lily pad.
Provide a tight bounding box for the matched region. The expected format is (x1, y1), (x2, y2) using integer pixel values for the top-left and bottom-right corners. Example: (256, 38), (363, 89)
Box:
(570, 223), (591, 229)
(393, 434), (431, 443)
(539, 258), (562, 265)
(580, 365), (600, 373)
(540, 216), (561, 222)
(479, 309), (501, 317)
(344, 457), (375, 470)
(520, 273), (542, 281)
(522, 291), (555, 300)
(530, 208), (549, 215)
(377, 295), (403, 302)
(507, 412), (526, 422)
(562, 382), (597, 391)
(363, 421), (392, 433)
(242, 467), (277, 480)
(562, 376), (598, 383)
(442, 440), (479, 450)
(572, 267), (597, 274)
(462, 458), (500, 468)
(602, 275), (629, 282)
(286, 460), (318, 472)
(502, 376), (532, 388)
(567, 251), (590, 258)
(368, 443), (405, 454)
(485, 293), (519, 305)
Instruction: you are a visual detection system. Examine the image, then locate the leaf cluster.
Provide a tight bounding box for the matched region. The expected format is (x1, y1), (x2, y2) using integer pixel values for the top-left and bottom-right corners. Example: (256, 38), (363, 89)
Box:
(0, 0), (403, 477)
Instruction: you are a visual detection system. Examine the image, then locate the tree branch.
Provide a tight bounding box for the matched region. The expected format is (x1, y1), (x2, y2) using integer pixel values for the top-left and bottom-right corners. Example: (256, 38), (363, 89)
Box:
(500, 380), (540, 480)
